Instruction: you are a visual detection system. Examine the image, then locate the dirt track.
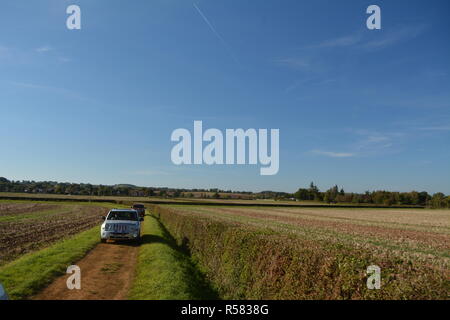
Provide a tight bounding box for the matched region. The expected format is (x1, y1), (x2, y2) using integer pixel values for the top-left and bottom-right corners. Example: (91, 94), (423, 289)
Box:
(33, 242), (139, 300)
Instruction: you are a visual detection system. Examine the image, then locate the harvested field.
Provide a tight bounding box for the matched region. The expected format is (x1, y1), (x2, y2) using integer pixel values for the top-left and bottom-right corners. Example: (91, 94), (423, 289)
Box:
(0, 203), (59, 217)
(154, 205), (450, 299)
(164, 205), (450, 263)
(0, 202), (109, 265)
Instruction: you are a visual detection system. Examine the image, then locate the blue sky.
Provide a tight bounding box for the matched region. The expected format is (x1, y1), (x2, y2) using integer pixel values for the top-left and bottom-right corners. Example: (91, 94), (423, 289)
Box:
(1, 0), (449, 193)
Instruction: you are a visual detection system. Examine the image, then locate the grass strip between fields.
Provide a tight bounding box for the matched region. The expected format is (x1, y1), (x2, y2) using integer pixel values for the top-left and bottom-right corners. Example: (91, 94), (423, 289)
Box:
(128, 215), (218, 300)
(0, 226), (99, 300)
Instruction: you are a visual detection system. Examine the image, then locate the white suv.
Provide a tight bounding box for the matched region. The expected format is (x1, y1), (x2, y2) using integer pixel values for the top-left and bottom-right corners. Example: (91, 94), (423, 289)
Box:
(100, 209), (143, 243)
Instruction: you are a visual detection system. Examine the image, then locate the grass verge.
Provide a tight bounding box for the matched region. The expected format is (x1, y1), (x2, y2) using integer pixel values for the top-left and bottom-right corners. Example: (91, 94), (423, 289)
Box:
(0, 226), (99, 300)
(128, 215), (217, 300)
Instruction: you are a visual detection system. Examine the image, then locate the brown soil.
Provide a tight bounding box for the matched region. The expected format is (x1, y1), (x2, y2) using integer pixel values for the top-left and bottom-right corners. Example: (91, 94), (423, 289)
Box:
(0, 205), (108, 265)
(174, 206), (450, 252)
(220, 208), (450, 249)
(33, 242), (139, 300)
(0, 203), (59, 217)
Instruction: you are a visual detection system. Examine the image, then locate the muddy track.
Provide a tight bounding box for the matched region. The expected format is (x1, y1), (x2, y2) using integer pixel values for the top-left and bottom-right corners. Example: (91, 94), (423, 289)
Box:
(33, 242), (139, 300)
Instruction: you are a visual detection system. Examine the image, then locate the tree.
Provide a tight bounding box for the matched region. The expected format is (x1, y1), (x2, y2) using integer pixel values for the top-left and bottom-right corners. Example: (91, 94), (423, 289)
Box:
(418, 192), (430, 206)
(431, 193), (446, 208)
(173, 190), (181, 198)
(324, 185), (339, 203)
(294, 188), (309, 201)
(308, 182), (320, 200)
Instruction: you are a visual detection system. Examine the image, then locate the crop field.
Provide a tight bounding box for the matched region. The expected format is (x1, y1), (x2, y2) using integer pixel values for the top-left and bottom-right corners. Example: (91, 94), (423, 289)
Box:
(154, 205), (450, 299)
(0, 201), (108, 266)
(1, 200), (448, 300)
(162, 205), (450, 262)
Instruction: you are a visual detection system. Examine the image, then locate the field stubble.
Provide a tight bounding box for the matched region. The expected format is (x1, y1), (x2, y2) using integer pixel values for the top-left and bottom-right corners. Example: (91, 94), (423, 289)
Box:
(155, 205), (450, 299)
(0, 202), (108, 265)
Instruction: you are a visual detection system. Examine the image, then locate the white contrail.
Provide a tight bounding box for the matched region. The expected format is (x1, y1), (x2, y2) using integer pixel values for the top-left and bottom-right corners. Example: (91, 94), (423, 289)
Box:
(193, 3), (238, 63)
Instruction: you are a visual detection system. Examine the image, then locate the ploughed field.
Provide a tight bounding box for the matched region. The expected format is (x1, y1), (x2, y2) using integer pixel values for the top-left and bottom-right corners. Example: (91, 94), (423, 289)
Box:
(0, 202), (107, 265)
(156, 205), (450, 299)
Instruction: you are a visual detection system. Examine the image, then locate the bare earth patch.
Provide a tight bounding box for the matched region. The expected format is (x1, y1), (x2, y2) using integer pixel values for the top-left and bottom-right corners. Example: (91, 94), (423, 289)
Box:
(0, 204), (108, 265)
(0, 203), (60, 217)
(165, 205), (450, 267)
(33, 242), (138, 300)
(212, 207), (450, 251)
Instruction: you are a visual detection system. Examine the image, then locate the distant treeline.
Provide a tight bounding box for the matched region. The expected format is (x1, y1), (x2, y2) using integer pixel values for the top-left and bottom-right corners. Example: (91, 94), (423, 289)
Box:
(0, 177), (252, 199)
(0, 177), (448, 208)
(0, 177), (155, 197)
(293, 182), (450, 209)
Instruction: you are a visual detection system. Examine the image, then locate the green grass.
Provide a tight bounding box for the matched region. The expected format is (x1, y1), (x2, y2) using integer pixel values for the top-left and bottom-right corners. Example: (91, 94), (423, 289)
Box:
(128, 215), (217, 300)
(0, 226), (100, 300)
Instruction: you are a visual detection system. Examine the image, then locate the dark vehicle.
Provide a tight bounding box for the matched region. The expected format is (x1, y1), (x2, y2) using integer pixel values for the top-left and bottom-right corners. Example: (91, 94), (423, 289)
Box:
(132, 203), (146, 217)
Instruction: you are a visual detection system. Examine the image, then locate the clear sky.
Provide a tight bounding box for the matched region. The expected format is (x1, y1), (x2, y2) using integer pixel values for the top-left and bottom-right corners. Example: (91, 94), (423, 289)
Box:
(1, 0), (449, 193)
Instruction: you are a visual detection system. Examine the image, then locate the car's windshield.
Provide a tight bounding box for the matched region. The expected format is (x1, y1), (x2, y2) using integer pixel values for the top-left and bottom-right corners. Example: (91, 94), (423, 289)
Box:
(107, 211), (138, 221)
